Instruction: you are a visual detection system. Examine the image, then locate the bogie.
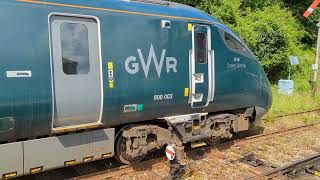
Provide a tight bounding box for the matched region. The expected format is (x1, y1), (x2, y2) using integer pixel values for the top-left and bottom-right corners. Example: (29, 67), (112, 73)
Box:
(114, 112), (254, 164)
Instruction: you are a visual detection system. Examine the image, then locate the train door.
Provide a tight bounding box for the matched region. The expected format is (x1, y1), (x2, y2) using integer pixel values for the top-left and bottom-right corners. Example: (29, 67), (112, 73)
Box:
(49, 14), (103, 130)
(189, 24), (215, 108)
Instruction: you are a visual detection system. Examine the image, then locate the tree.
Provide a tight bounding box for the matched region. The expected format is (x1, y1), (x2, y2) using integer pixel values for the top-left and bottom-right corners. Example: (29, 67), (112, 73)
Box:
(169, 0), (202, 6)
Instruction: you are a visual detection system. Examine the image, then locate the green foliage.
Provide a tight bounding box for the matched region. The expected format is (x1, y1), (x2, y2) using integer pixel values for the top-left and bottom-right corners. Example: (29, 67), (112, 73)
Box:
(170, 0), (313, 82)
(237, 5), (303, 81)
(239, 0), (275, 11)
(266, 84), (320, 118)
(282, 0), (320, 45)
(197, 0), (238, 25)
(168, 0), (202, 6)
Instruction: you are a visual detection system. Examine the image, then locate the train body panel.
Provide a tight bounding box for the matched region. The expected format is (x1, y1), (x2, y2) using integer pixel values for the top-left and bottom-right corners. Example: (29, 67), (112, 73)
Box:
(0, 2), (53, 141)
(0, 0), (272, 143)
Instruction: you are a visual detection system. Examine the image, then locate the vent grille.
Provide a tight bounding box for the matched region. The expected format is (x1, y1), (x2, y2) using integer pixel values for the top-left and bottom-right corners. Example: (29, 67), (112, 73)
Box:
(129, 0), (170, 6)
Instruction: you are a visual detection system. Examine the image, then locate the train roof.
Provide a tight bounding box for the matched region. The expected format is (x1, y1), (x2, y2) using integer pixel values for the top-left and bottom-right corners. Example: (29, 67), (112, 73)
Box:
(10, 0), (244, 43)
(13, 0), (220, 24)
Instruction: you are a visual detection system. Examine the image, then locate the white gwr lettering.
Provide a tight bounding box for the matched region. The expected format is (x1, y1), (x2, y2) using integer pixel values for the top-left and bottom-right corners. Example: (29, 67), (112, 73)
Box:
(125, 44), (177, 78)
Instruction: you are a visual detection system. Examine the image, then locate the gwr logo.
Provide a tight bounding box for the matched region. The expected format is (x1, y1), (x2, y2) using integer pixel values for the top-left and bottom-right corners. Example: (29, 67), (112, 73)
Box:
(125, 44), (177, 78)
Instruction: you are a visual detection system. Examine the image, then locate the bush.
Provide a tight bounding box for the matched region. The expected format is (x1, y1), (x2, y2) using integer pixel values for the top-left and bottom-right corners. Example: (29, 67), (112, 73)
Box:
(169, 0), (202, 7)
(234, 5), (303, 81)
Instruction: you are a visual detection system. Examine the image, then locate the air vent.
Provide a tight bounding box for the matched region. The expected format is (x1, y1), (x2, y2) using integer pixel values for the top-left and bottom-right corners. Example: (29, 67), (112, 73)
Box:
(129, 0), (170, 6)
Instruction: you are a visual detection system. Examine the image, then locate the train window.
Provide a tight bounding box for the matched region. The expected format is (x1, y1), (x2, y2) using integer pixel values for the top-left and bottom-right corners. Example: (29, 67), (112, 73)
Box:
(195, 32), (208, 64)
(224, 33), (246, 51)
(60, 23), (90, 75)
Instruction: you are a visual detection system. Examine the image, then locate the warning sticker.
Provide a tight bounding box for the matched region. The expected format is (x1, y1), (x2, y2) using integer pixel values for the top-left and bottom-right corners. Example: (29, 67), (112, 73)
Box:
(108, 62), (114, 88)
(165, 145), (176, 161)
(123, 104), (137, 112)
(188, 23), (193, 31)
(184, 88), (189, 97)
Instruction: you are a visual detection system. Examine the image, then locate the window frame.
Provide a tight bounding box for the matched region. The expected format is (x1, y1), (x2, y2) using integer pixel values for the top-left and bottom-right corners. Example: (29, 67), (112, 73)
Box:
(219, 29), (255, 57)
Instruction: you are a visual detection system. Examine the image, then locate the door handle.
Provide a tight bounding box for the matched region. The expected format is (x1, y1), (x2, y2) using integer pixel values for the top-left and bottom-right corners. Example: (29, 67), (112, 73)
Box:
(193, 73), (204, 83)
(192, 93), (203, 102)
(208, 49), (215, 102)
(188, 49), (193, 104)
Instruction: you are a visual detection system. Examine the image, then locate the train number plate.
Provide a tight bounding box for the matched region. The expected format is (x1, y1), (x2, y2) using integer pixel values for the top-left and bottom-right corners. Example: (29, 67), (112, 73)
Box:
(154, 94), (173, 101)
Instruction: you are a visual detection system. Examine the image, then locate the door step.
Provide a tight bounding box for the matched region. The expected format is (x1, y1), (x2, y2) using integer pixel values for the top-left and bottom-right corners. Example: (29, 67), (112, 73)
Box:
(52, 123), (103, 134)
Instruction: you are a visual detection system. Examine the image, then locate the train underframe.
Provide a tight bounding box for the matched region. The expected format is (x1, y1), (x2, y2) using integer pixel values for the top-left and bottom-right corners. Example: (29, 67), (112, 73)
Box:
(0, 108), (258, 178)
(114, 108), (257, 164)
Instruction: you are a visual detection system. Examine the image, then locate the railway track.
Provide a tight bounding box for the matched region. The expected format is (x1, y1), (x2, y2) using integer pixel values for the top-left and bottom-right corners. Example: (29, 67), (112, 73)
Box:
(245, 153), (320, 179)
(71, 122), (320, 179)
(234, 122), (320, 145)
(262, 108), (320, 120)
(70, 158), (166, 180)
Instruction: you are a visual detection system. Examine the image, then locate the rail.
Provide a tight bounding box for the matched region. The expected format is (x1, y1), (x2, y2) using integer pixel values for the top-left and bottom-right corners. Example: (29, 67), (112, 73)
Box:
(246, 153), (320, 179)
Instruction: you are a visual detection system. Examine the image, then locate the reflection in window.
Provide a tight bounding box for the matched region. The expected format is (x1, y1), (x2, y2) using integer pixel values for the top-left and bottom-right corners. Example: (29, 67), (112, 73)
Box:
(60, 23), (90, 75)
(224, 33), (246, 51)
(195, 32), (207, 64)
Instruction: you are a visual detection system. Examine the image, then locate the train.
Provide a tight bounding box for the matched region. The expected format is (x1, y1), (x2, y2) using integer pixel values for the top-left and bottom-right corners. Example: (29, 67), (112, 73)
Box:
(0, 0), (272, 178)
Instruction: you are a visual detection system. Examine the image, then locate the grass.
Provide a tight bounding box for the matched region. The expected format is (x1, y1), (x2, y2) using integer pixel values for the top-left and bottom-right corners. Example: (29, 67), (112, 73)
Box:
(263, 114), (320, 132)
(265, 48), (320, 119)
(266, 85), (320, 118)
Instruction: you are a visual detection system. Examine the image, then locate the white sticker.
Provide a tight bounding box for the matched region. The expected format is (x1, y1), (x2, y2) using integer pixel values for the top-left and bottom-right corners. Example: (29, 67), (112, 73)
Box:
(123, 104), (137, 113)
(6, 71), (32, 78)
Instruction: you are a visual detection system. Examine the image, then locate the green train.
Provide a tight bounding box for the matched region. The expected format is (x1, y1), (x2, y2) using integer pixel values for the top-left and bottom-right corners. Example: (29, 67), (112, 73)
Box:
(0, 0), (271, 178)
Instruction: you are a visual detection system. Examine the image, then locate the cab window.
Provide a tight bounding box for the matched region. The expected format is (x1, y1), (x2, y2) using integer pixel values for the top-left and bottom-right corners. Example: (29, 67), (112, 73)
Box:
(224, 33), (246, 51)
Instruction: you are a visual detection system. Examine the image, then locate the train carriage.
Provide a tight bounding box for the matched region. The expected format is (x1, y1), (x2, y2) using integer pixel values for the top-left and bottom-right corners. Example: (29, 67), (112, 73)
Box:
(0, 0), (271, 178)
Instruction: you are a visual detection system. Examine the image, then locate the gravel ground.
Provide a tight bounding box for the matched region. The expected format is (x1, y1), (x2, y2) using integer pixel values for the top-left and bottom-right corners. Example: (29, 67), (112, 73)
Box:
(105, 115), (320, 180)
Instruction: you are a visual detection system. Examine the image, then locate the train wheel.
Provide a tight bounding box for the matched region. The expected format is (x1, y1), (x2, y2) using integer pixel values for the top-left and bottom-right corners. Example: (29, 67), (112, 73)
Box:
(206, 137), (221, 146)
(115, 129), (145, 165)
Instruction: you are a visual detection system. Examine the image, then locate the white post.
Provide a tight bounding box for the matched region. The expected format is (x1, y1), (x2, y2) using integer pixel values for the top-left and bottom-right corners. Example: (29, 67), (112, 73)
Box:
(288, 66), (291, 80)
(312, 21), (320, 97)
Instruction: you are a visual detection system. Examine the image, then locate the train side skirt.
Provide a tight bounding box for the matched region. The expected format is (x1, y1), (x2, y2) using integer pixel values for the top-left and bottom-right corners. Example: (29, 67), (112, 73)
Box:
(0, 128), (115, 178)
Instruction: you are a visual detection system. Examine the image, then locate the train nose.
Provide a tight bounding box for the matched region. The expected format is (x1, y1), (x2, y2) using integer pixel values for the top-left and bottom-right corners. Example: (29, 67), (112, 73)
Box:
(255, 76), (272, 122)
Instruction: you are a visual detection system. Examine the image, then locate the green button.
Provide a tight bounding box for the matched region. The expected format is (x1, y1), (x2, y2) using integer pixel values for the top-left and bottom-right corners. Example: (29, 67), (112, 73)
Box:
(137, 104), (144, 111)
